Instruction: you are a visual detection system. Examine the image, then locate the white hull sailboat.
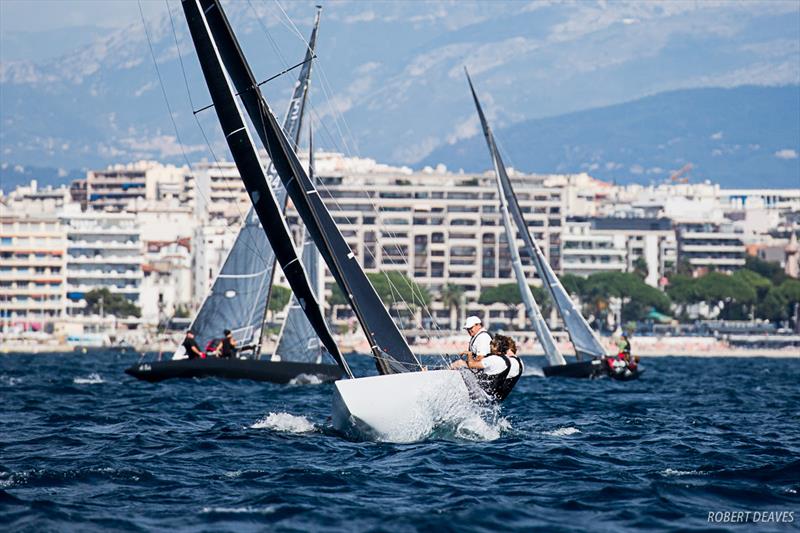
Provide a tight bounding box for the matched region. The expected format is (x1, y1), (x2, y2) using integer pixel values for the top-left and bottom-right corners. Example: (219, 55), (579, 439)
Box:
(180, 0), (520, 439)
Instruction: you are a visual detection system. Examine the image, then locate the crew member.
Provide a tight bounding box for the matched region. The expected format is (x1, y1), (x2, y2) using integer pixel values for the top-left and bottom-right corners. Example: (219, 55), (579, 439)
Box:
(451, 333), (512, 400)
(216, 329), (237, 359)
(620, 333), (632, 362)
(497, 336), (524, 400)
(460, 316), (492, 359)
(182, 331), (204, 360)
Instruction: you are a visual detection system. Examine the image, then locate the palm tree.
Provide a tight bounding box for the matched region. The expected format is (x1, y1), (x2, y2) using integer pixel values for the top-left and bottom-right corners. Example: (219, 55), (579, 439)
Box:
(440, 283), (465, 331)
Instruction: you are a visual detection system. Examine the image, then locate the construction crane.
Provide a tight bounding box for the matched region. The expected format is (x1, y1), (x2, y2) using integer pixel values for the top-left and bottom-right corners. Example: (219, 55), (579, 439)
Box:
(667, 163), (692, 184)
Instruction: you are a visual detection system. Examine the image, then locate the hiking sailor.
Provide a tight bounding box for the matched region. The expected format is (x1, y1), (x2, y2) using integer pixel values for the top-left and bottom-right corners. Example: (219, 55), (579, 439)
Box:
(451, 333), (518, 400)
(494, 335), (523, 401)
(460, 315), (492, 359)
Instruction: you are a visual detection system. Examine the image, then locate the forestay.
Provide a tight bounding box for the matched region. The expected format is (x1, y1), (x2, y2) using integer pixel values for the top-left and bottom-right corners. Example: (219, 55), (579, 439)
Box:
(200, 0), (421, 375)
(184, 4), (318, 356)
(466, 70), (566, 367)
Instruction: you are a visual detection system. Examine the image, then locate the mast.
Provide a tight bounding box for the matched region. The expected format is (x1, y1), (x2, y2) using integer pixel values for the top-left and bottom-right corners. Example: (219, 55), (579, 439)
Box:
(465, 70), (565, 366)
(185, 7), (318, 356)
(465, 69), (606, 360)
(181, 0), (352, 377)
(200, 0), (420, 375)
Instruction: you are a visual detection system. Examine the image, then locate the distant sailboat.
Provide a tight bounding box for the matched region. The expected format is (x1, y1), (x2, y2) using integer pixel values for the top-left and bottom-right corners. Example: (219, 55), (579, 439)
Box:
(181, 0), (518, 439)
(125, 6), (342, 384)
(272, 126), (326, 365)
(465, 71), (642, 380)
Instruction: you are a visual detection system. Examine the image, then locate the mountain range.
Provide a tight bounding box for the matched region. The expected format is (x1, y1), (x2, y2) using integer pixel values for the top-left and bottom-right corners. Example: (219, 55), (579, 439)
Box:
(1, 1), (798, 190)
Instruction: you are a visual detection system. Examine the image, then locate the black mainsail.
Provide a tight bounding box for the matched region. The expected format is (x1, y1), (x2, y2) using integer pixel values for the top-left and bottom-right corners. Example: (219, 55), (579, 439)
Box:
(198, 0), (421, 375)
(466, 70), (606, 361)
(466, 70), (566, 367)
(186, 6), (319, 356)
(181, 0), (351, 376)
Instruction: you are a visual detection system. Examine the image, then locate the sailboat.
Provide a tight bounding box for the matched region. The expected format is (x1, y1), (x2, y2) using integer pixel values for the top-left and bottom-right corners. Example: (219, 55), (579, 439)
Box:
(180, 0), (514, 438)
(465, 71), (642, 381)
(125, 7), (342, 384)
(465, 69), (566, 371)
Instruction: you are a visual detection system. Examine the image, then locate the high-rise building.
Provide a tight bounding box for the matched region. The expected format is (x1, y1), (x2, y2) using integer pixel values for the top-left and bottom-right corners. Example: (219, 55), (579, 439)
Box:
(677, 223), (746, 274)
(61, 211), (143, 316)
(0, 212), (66, 332)
(85, 161), (187, 212)
(285, 153), (568, 327)
(589, 217), (677, 286)
(560, 220), (627, 276)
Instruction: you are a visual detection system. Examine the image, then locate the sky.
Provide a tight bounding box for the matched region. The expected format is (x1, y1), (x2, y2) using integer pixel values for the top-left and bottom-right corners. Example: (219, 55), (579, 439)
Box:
(0, 0), (160, 31)
(0, 0), (798, 180)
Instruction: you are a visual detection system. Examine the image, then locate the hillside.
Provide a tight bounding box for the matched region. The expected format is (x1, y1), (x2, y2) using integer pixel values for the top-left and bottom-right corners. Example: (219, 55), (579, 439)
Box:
(422, 85), (800, 188)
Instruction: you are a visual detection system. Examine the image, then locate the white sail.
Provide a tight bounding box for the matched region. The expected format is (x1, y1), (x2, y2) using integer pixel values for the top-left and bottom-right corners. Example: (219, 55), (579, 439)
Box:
(494, 156), (566, 366)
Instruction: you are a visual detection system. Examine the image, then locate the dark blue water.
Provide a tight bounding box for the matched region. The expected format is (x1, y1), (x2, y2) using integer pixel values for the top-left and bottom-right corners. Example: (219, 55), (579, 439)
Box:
(1, 353), (798, 532)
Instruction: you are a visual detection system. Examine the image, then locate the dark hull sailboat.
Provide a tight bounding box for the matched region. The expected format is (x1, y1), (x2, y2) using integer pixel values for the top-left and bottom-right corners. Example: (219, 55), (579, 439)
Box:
(542, 360), (602, 379)
(127, 7), (334, 385)
(125, 358), (342, 384)
(542, 359), (645, 380)
(466, 71), (642, 381)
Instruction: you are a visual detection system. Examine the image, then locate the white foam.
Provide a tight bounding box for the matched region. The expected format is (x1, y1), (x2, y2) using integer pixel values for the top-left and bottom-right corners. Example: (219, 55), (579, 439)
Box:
(201, 506), (276, 514)
(375, 375), (507, 443)
(0, 375), (22, 386)
(288, 373), (323, 385)
(250, 412), (315, 433)
(522, 366), (544, 377)
(73, 372), (105, 384)
(661, 468), (704, 477)
(543, 426), (581, 437)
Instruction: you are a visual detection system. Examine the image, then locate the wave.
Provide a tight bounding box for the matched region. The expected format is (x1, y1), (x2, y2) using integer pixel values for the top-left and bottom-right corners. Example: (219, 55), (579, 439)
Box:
(338, 372), (510, 444)
(522, 366), (544, 377)
(73, 373), (105, 384)
(0, 375), (22, 386)
(288, 373), (324, 385)
(543, 426), (581, 437)
(251, 412), (316, 433)
(200, 506), (276, 515)
(661, 468), (705, 477)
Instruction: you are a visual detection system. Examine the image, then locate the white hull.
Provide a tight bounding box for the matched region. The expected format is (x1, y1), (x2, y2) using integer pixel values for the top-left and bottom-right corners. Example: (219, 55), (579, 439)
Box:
(332, 369), (489, 442)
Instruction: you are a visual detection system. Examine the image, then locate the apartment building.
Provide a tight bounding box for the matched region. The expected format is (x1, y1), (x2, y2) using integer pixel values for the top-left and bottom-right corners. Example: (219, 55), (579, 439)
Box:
(589, 217), (677, 286)
(677, 223), (746, 274)
(192, 220), (239, 305)
(285, 155), (568, 325)
(560, 220), (627, 276)
(192, 161), (250, 221)
(62, 211), (144, 316)
(85, 160), (187, 211)
(140, 239), (193, 323)
(0, 212), (66, 332)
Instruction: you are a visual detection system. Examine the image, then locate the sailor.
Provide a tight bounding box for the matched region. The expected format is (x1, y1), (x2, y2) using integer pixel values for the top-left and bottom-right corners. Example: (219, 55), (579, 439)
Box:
(451, 334), (513, 400)
(495, 335), (524, 401)
(215, 329), (237, 359)
(182, 331), (204, 360)
(620, 333), (632, 362)
(460, 315), (492, 359)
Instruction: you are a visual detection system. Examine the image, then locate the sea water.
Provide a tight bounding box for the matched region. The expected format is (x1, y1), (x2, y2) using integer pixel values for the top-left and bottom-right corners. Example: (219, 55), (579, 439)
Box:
(0, 353), (798, 531)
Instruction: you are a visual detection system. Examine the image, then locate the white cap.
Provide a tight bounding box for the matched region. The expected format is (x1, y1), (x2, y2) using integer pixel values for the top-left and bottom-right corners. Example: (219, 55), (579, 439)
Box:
(462, 316), (482, 330)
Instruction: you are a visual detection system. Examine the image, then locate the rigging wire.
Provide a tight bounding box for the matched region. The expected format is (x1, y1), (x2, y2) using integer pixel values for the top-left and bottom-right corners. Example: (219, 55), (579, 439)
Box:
(255, 0), (450, 331)
(162, 0), (270, 266)
(252, 1), (454, 360)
